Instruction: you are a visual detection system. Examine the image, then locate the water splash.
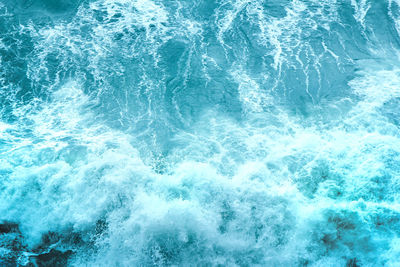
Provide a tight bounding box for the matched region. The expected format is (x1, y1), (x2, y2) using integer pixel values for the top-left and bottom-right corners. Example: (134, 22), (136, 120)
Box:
(1, 0), (400, 266)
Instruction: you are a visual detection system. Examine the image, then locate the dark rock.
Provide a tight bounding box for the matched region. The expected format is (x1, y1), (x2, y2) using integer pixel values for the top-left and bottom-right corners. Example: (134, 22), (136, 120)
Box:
(0, 222), (20, 234)
(346, 258), (360, 267)
(34, 249), (73, 267)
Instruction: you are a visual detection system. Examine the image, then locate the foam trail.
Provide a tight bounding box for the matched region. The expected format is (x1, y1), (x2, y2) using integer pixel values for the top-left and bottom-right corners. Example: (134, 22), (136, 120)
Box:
(1, 0), (400, 266)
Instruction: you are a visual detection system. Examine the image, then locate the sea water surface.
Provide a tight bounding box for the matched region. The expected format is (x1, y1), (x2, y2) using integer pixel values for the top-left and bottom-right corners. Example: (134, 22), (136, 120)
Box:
(1, 0), (400, 266)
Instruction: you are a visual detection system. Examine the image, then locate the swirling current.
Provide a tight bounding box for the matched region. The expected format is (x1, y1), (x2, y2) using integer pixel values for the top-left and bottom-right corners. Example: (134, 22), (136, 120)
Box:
(1, 0), (400, 266)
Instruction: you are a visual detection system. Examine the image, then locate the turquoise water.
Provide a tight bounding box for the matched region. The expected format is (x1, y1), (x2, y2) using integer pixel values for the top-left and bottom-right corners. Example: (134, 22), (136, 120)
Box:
(1, 0), (400, 266)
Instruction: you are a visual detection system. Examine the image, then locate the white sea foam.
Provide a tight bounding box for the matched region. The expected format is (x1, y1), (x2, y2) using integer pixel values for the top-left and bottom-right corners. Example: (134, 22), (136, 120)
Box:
(1, 0), (400, 266)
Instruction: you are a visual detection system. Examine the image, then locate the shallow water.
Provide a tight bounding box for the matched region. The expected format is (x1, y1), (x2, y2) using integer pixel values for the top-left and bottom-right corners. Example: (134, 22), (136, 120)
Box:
(0, 0), (400, 266)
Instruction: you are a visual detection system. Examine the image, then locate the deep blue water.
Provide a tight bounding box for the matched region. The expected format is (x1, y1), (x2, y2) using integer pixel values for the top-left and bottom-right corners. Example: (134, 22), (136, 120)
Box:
(1, 0), (400, 266)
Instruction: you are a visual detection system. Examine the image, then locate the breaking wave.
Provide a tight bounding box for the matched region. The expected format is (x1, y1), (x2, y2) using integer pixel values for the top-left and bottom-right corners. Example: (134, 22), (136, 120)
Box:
(1, 0), (400, 266)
